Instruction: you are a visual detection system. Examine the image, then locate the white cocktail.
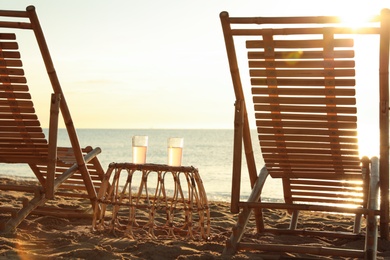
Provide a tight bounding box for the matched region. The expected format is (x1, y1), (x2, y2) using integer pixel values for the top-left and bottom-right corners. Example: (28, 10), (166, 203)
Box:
(132, 136), (148, 164)
(167, 137), (183, 166)
(168, 147), (183, 166)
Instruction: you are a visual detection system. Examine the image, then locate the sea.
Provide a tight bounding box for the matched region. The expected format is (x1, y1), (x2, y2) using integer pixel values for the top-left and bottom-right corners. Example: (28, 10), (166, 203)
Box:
(1, 129), (284, 202)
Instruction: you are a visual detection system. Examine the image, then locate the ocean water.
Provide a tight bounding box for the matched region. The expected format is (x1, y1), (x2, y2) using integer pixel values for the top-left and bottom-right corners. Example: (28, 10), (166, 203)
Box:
(0, 129), (284, 202)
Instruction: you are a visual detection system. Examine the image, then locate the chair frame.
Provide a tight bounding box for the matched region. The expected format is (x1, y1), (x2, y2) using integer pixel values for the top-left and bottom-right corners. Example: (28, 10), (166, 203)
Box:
(0, 6), (101, 232)
(220, 9), (390, 259)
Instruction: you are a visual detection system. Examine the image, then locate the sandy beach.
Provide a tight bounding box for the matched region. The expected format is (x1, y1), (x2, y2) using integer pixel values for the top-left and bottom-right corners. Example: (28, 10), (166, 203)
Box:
(1, 176), (390, 260)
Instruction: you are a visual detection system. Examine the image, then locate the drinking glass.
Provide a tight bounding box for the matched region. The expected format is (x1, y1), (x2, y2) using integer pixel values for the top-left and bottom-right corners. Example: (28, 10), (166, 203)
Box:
(167, 137), (183, 166)
(132, 135), (148, 164)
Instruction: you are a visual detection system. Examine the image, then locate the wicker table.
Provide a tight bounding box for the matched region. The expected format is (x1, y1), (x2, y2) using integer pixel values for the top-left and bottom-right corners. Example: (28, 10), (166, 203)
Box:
(92, 163), (210, 240)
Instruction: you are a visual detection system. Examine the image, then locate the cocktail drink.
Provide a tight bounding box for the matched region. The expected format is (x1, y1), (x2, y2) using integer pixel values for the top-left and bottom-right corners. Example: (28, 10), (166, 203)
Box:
(168, 137), (183, 166)
(132, 135), (148, 164)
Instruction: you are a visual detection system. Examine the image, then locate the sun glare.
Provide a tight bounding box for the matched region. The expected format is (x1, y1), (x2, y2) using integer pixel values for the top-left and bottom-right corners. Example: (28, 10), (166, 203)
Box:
(337, 2), (386, 29)
(340, 12), (378, 29)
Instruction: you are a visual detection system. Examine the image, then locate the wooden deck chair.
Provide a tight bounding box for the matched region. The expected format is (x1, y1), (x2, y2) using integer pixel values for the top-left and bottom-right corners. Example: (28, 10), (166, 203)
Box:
(220, 9), (390, 259)
(0, 6), (105, 233)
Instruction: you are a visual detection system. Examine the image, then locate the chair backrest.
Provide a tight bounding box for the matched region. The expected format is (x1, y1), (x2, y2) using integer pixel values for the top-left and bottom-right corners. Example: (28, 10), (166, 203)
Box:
(0, 32), (49, 164)
(248, 28), (360, 180)
(0, 6), (99, 201)
(220, 10), (390, 239)
(247, 26), (365, 209)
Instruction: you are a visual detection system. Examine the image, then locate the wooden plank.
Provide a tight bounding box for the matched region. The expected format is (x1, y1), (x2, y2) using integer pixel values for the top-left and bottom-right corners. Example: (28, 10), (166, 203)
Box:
(261, 147), (359, 156)
(232, 27), (380, 36)
(0, 51), (21, 59)
(251, 78), (355, 87)
(0, 76), (26, 84)
(0, 100), (34, 107)
(0, 107), (35, 113)
(290, 196), (363, 205)
(0, 60), (22, 67)
(0, 33), (16, 40)
(263, 154), (361, 163)
(252, 87), (355, 96)
(290, 179), (363, 186)
(255, 113), (357, 122)
(253, 96), (355, 105)
(0, 132), (44, 138)
(258, 127), (357, 137)
(0, 126), (42, 131)
(250, 69), (355, 78)
(259, 134), (358, 143)
(0, 84), (28, 91)
(0, 120), (41, 127)
(259, 140), (358, 149)
(0, 92), (30, 99)
(0, 41), (18, 50)
(246, 38), (354, 49)
(0, 155), (48, 163)
(0, 114), (38, 120)
(291, 185), (363, 192)
(263, 151), (360, 159)
(256, 120), (357, 129)
(291, 192), (363, 200)
(249, 60), (355, 69)
(269, 172), (363, 179)
(248, 50), (355, 59)
(265, 162), (361, 169)
(254, 104), (357, 114)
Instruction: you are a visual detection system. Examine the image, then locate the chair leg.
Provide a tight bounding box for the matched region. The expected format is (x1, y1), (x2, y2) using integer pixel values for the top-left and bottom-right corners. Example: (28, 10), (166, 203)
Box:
(353, 214), (362, 234)
(289, 210), (299, 230)
(223, 166), (269, 255)
(365, 157), (380, 259)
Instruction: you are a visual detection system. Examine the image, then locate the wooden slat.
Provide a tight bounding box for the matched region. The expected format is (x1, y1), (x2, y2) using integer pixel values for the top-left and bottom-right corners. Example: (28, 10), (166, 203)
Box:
(0, 76), (26, 84)
(269, 171), (363, 179)
(260, 140), (358, 149)
(291, 185), (362, 192)
(255, 113), (357, 122)
(0, 41), (18, 49)
(291, 191), (363, 199)
(0, 51), (21, 60)
(0, 114), (38, 120)
(246, 38), (354, 49)
(252, 87), (355, 96)
(0, 84), (28, 91)
(250, 69), (355, 78)
(255, 104), (357, 114)
(0, 131), (43, 138)
(251, 78), (355, 87)
(0, 92), (31, 99)
(290, 196), (363, 205)
(249, 60), (355, 69)
(289, 179), (363, 186)
(258, 126), (356, 135)
(248, 50), (355, 59)
(263, 153), (360, 161)
(253, 96), (355, 105)
(231, 27), (380, 36)
(258, 128), (357, 138)
(256, 120), (357, 129)
(0, 120), (41, 126)
(0, 107), (35, 113)
(0, 156), (48, 163)
(0, 100), (33, 107)
(261, 147), (359, 156)
(0, 60), (22, 67)
(267, 167), (362, 174)
(0, 33), (16, 40)
(0, 126), (43, 132)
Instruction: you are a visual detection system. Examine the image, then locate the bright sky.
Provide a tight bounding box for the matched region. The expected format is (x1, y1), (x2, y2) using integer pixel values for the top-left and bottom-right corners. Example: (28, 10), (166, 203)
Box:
(1, 0), (390, 134)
